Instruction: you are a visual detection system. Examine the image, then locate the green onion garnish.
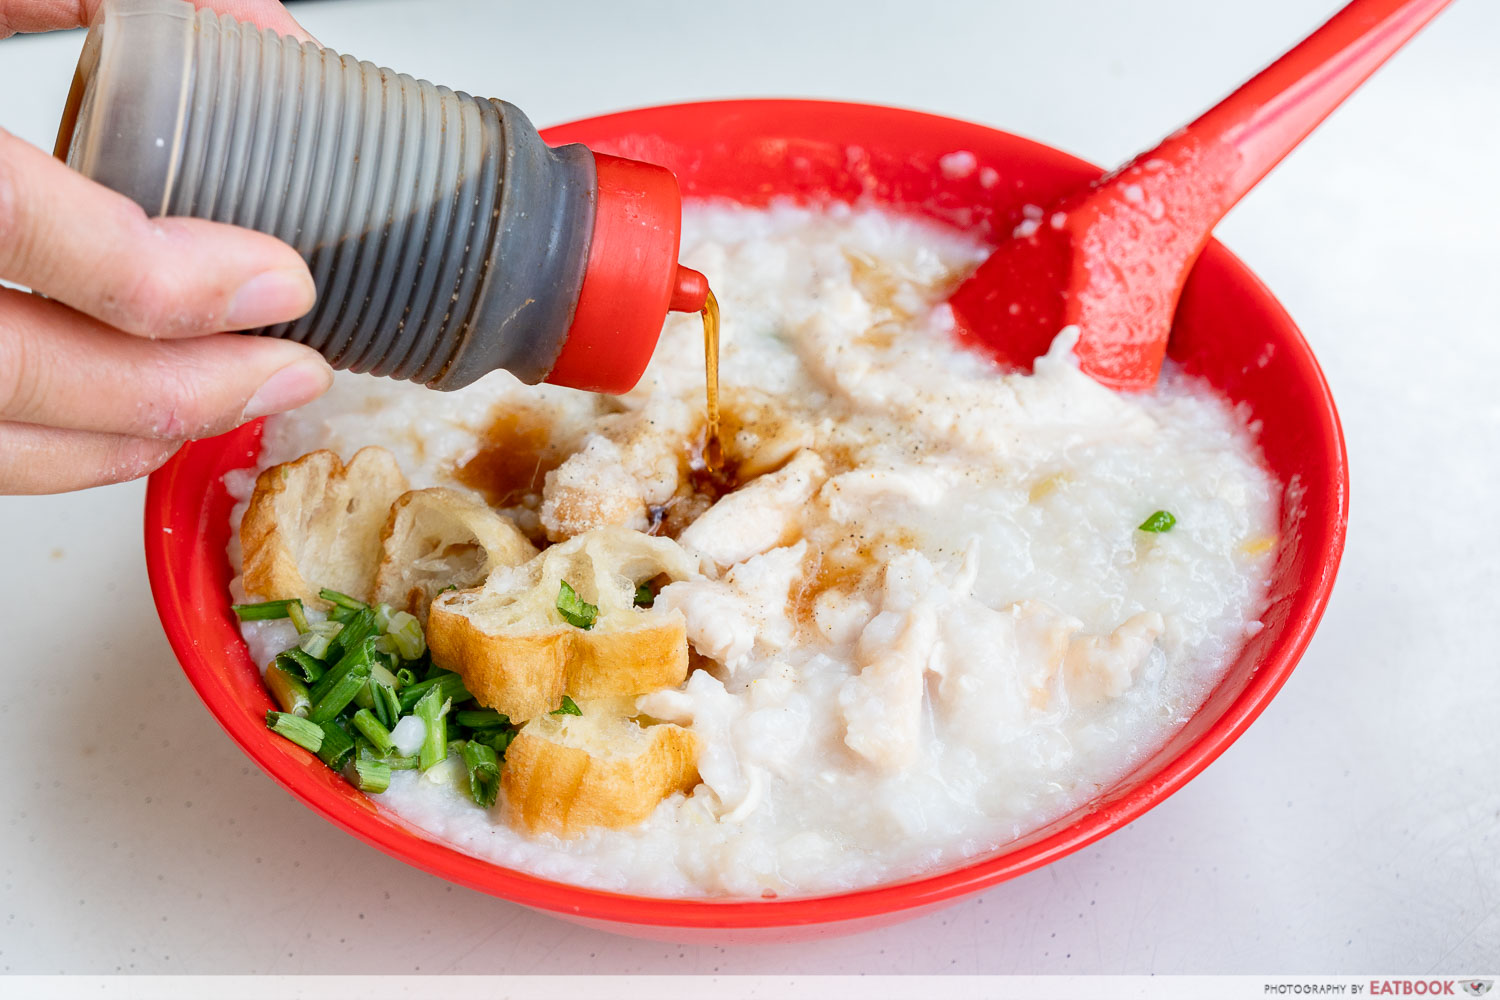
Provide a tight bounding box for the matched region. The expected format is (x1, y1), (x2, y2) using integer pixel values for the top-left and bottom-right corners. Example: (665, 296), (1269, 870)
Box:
(394, 667), (416, 688)
(1138, 510), (1177, 533)
(275, 647), (326, 684)
(369, 662), (400, 690)
(266, 711), (323, 753)
(327, 603), (360, 624)
(461, 741), (501, 808)
(475, 727), (517, 759)
(307, 642), (375, 724)
(345, 758), (391, 793)
(297, 620), (343, 659)
(353, 676), (379, 712)
(455, 708), (511, 730)
(414, 686), (452, 771)
(556, 580), (598, 629)
(386, 610), (426, 660)
(298, 633), (332, 659)
(232, 598), (303, 622)
(399, 670), (472, 714)
(351, 708), (397, 755)
(265, 663), (311, 717)
(308, 637), (372, 701)
(634, 582), (655, 608)
(372, 682), (401, 730)
(326, 607), (379, 663)
(368, 663), (401, 727)
(551, 695), (582, 717)
(287, 600), (311, 634)
(319, 588), (369, 612)
(378, 753), (420, 771)
(315, 721), (355, 770)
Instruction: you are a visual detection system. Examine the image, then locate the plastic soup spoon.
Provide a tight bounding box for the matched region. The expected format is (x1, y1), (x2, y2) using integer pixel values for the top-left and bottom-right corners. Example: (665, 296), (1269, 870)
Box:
(948, 0), (1452, 390)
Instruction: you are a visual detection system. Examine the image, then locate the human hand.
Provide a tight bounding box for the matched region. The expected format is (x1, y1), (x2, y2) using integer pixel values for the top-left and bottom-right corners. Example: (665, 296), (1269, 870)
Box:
(1, 0), (330, 494)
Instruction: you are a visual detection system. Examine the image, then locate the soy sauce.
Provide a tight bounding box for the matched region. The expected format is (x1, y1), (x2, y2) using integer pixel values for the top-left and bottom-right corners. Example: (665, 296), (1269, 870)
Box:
(701, 289), (723, 472)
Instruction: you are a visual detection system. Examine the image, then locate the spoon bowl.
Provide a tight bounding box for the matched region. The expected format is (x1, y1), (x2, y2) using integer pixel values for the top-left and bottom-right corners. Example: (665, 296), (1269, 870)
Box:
(950, 0), (1451, 390)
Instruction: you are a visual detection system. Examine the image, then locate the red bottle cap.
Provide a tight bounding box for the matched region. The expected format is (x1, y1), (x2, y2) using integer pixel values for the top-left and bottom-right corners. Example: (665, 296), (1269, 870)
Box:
(544, 153), (709, 393)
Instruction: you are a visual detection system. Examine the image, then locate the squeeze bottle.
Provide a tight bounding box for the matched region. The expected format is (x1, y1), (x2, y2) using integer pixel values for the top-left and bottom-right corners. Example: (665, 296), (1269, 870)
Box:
(54, 0), (709, 393)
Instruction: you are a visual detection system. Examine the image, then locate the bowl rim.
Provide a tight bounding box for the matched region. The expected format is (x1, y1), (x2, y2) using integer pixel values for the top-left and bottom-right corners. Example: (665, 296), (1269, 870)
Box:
(145, 98), (1349, 931)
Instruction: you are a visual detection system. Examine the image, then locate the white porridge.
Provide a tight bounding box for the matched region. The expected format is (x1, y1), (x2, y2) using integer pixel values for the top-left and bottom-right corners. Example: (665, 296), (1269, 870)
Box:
(227, 202), (1279, 898)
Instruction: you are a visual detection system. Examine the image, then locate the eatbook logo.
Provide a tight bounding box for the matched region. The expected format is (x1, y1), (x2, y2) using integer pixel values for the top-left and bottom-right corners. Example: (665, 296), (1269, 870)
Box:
(1461, 982), (1494, 998)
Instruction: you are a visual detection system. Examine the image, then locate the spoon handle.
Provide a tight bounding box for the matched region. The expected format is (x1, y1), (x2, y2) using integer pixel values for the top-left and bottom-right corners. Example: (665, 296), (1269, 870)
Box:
(1183, 0), (1453, 204)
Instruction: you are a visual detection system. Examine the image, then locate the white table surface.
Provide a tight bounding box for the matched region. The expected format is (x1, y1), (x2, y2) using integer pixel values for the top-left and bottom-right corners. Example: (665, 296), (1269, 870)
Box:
(1, 0), (1496, 976)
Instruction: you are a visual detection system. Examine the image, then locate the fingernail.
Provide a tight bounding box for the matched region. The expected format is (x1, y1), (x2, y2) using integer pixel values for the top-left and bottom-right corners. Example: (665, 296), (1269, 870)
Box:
(225, 268), (316, 329)
(243, 359), (334, 420)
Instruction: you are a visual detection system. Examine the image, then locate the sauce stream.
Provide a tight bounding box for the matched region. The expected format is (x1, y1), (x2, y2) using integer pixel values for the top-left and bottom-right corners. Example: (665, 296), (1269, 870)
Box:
(702, 289), (723, 472)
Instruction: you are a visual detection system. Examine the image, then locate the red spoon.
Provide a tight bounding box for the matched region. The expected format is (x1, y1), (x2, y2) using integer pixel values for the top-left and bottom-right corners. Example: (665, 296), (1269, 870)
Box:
(949, 0), (1452, 391)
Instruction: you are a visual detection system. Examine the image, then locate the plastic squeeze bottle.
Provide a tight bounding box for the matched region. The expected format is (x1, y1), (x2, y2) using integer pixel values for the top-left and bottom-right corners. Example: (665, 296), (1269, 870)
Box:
(53, 0), (709, 393)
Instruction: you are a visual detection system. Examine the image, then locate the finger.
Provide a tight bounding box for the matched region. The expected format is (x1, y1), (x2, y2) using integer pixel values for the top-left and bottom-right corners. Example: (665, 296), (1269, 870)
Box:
(0, 288), (333, 439)
(0, 421), (181, 494)
(1, 1), (312, 41)
(0, 127), (317, 338)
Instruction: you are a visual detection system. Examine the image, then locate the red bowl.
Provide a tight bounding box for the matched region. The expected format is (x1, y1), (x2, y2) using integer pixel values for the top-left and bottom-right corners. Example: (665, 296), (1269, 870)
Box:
(144, 100), (1349, 942)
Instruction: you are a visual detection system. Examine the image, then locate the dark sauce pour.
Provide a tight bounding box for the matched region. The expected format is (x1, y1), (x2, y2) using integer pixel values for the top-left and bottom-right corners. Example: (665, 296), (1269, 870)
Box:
(642, 286), (732, 538)
(701, 289), (723, 472)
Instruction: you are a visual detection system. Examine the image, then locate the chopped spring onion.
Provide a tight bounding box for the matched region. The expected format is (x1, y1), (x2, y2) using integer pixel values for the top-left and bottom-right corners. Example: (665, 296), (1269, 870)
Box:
(307, 644), (374, 723)
(308, 639), (367, 702)
(461, 741), (501, 808)
(298, 632), (333, 659)
(353, 677), (378, 712)
(318, 588), (368, 611)
(386, 610), (426, 660)
(275, 648), (326, 684)
(373, 603), (393, 632)
(369, 662), (400, 691)
(315, 721), (355, 770)
(399, 670), (471, 714)
(1138, 510), (1177, 533)
(551, 695), (582, 717)
(351, 708), (397, 755)
(266, 711), (323, 753)
(327, 603), (360, 624)
(265, 663), (311, 716)
(345, 757), (391, 793)
(298, 620), (343, 659)
(455, 708), (511, 730)
(378, 752), (420, 771)
(287, 600), (311, 634)
(414, 686), (452, 771)
(372, 681), (401, 730)
(232, 598), (303, 622)
(368, 663), (402, 728)
(474, 727), (517, 759)
(634, 582), (655, 608)
(327, 607), (380, 663)
(556, 580), (598, 630)
(394, 667), (416, 688)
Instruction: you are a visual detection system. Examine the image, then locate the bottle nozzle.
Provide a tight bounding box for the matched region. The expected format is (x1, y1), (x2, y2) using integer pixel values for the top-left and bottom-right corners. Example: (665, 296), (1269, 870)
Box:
(669, 266), (709, 313)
